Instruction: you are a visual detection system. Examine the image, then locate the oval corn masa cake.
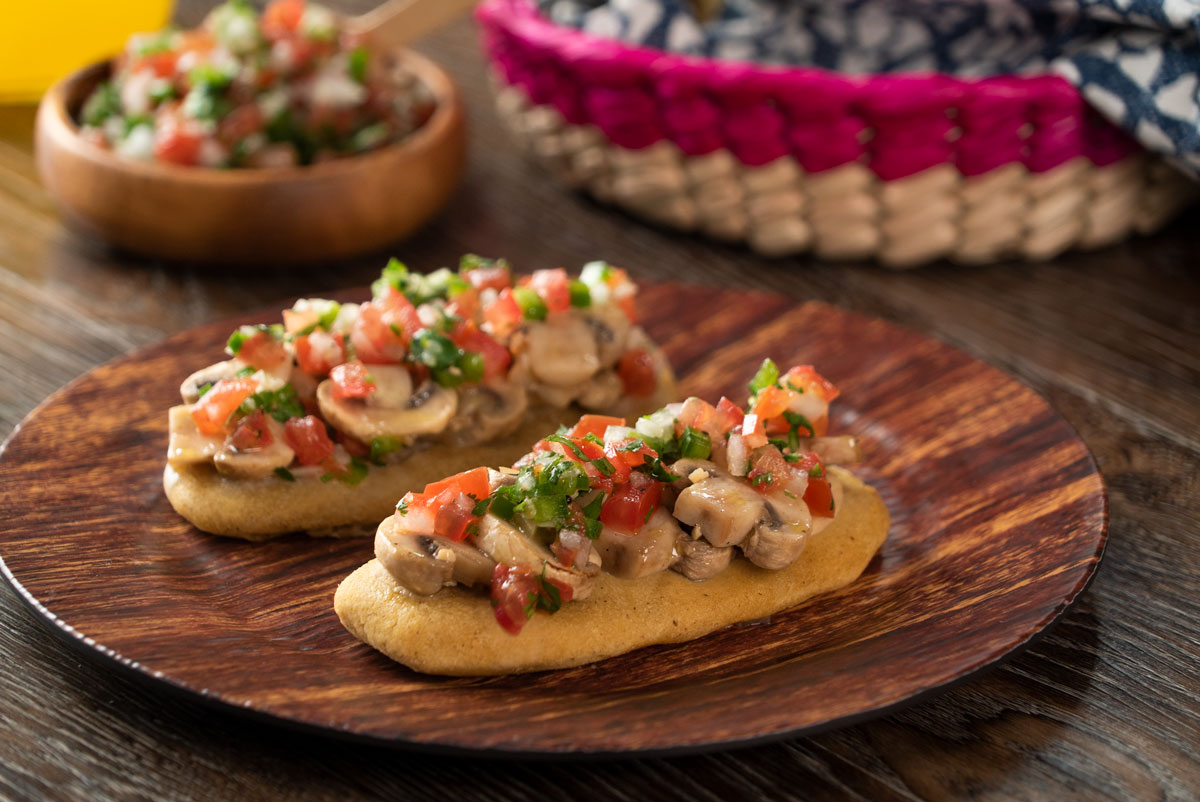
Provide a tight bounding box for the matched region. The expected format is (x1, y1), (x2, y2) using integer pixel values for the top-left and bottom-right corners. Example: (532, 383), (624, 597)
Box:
(334, 467), (889, 675)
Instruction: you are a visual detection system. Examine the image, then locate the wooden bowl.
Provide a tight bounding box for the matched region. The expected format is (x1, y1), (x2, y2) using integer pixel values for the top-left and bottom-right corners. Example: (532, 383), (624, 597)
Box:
(34, 50), (466, 264)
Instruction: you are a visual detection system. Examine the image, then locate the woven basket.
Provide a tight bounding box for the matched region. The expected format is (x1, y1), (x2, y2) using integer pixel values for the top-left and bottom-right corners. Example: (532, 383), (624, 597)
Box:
(477, 0), (1197, 267)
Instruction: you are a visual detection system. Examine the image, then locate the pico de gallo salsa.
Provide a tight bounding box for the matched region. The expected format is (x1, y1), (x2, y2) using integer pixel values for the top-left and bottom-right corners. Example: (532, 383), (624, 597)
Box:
(167, 255), (667, 490)
(375, 359), (864, 635)
(79, 0), (435, 167)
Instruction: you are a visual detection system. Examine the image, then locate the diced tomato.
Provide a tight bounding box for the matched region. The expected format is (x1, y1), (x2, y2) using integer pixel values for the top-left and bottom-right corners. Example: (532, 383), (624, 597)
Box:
(740, 413), (769, 449)
(804, 477), (835, 517)
(423, 466), (491, 503)
(784, 365), (840, 401)
(606, 438), (658, 470)
(676, 397), (716, 436)
(394, 490), (436, 533)
(450, 322), (511, 381)
(350, 302), (407, 364)
(752, 385), (792, 422)
(261, 0), (305, 39)
(431, 489), (478, 542)
(465, 265), (511, 291)
(483, 288), (522, 338)
(132, 50), (179, 78)
(217, 104), (264, 145)
(714, 396), (744, 435)
(747, 447), (791, 495)
(236, 330), (288, 370)
(284, 415), (335, 465)
(446, 287), (479, 320)
(570, 414), (626, 440)
(489, 563), (573, 636)
(329, 360), (375, 400)
(490, 563), (537, 635)
(293, 330), (346, 377)
(190, 377), (256, 436)
(154, 116), (203, 166)
(379, 288), (422, 342)
(527, 268), (570, 313)
(789, 450), (823, 477)
(600, 473), (662, 535)
(177, 30), (216, 56)
(617, 348), (657, 397)
(228, 410), (273, 451)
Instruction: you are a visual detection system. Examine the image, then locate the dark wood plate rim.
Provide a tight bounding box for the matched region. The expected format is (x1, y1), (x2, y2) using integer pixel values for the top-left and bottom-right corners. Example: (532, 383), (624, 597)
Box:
(0, 284), (1109, 758)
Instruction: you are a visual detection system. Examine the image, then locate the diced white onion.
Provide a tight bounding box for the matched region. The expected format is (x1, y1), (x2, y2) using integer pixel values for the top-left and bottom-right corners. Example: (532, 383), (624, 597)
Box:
(602, 425), (636, 444)
(635, 408), (675, 442)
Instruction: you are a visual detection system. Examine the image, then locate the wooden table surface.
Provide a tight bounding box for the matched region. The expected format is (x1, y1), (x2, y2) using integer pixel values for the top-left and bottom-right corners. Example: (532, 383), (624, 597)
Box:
(1, 7), (1198, 802)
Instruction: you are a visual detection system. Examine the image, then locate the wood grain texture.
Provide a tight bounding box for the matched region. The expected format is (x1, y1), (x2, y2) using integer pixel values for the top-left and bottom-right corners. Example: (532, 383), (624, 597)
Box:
(0, 2), (1197, 800)
(0, 285), (1104, 754)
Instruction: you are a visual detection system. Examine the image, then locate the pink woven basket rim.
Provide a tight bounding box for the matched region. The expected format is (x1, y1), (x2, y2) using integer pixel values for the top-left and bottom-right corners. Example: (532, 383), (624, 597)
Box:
(477, 0), (1142, 178)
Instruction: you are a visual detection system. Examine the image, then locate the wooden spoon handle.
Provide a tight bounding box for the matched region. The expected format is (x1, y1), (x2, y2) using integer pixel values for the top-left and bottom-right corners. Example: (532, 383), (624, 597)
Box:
(347, 0), (479, 48)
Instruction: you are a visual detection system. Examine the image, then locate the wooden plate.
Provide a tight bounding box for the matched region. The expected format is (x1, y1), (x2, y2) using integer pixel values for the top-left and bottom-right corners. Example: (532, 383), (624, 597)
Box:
(0, 284), (1107, 756)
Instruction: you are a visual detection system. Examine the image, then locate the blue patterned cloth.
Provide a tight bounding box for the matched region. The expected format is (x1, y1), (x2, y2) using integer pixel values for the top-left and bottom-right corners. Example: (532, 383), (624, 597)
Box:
(541, 0), (1200, 178)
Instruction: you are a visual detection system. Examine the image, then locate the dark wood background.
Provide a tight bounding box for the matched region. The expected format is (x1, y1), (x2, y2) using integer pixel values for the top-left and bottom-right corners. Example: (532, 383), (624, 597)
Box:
(1, 3), (1197, 800)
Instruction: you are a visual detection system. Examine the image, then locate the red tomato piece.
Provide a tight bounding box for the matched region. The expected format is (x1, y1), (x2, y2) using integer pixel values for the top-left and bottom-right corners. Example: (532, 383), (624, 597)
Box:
(490, 563), (537, 635)
(282, 307), (319, 334)
(617, 348), (657, 397)
(228, 410), (273, 451)
(714, 396), (745, 435)
(154, 117), (203, 166)
(605, 437), (657, 470)
(236, 331), (288, 370)
(190, 378), (257, 436)
(483, 288), (522, 338)
(132, 50), (179, 78)
(600, 473), (663, 535)
(329, 360), (375, 401)
(676, 397), (716, 436)
(528, 268), (570, 313)
(293, 330), (346, 377)
(429, 489), (477, 542)
(261, 0), (305, 39)
(350, 303), (407, 364)
(423, 466), (491, 503)
(284, 415), (335, 465)
(451, 323), (511, 381)
(747, 447), (791, 495)
(378, 288), (422, 342)
(784, 365), (840, 401)
(395, 490), (436, 533)
(446, 287), (479, 320)
(752, 385), (792, 421)
(465, 265), (511, 291)
(804, 477), (835, 517)
(570, 414), (626, 440)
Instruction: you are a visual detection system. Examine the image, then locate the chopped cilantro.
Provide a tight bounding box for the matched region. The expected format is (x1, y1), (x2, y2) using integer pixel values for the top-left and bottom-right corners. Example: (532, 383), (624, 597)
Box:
(534, 563), (563, 614)
(568, 280), (591, 307)
(369, 435), (404, 464)
(240, 384), (305, 423)
(751, 471), (773, 487)
(396, 497), (410, 515)
(634, 455), (680, 483)
(273, 467), (296, 482)
(348, 46), (369, 84)
(471, 496), (490, 516)
(81, 82), (121, 126)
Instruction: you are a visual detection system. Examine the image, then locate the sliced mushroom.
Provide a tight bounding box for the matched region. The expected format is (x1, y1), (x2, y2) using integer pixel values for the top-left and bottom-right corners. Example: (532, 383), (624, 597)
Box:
(474, 514), (600, 601)
(800, 435), (863, 466)
(672, 474), (766, 548)
(524, 314), (601, 387)
(671, 532), (733, 581)
(316, 367), (457, 442)
(584, 304), (632, 368)
(374, 515), (496, 596)
(213, 416), (295, 479)
(166, 405), (225, 467)
(180, 360), (240, 404)
(594, 507), (681, 580)
(528, 381), (578, 409)
(742, 493), (812, 570)
(576, 370), (623, 410)
(443, 379), (528, 447)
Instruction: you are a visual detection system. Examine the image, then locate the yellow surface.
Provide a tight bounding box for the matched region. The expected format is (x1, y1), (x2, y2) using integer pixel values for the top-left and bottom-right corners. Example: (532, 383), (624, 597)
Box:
(0, 0), (173, 103)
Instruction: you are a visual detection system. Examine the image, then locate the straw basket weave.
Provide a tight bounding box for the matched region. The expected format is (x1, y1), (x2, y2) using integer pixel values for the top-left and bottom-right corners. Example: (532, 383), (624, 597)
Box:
(477, 0), (1197, 267)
